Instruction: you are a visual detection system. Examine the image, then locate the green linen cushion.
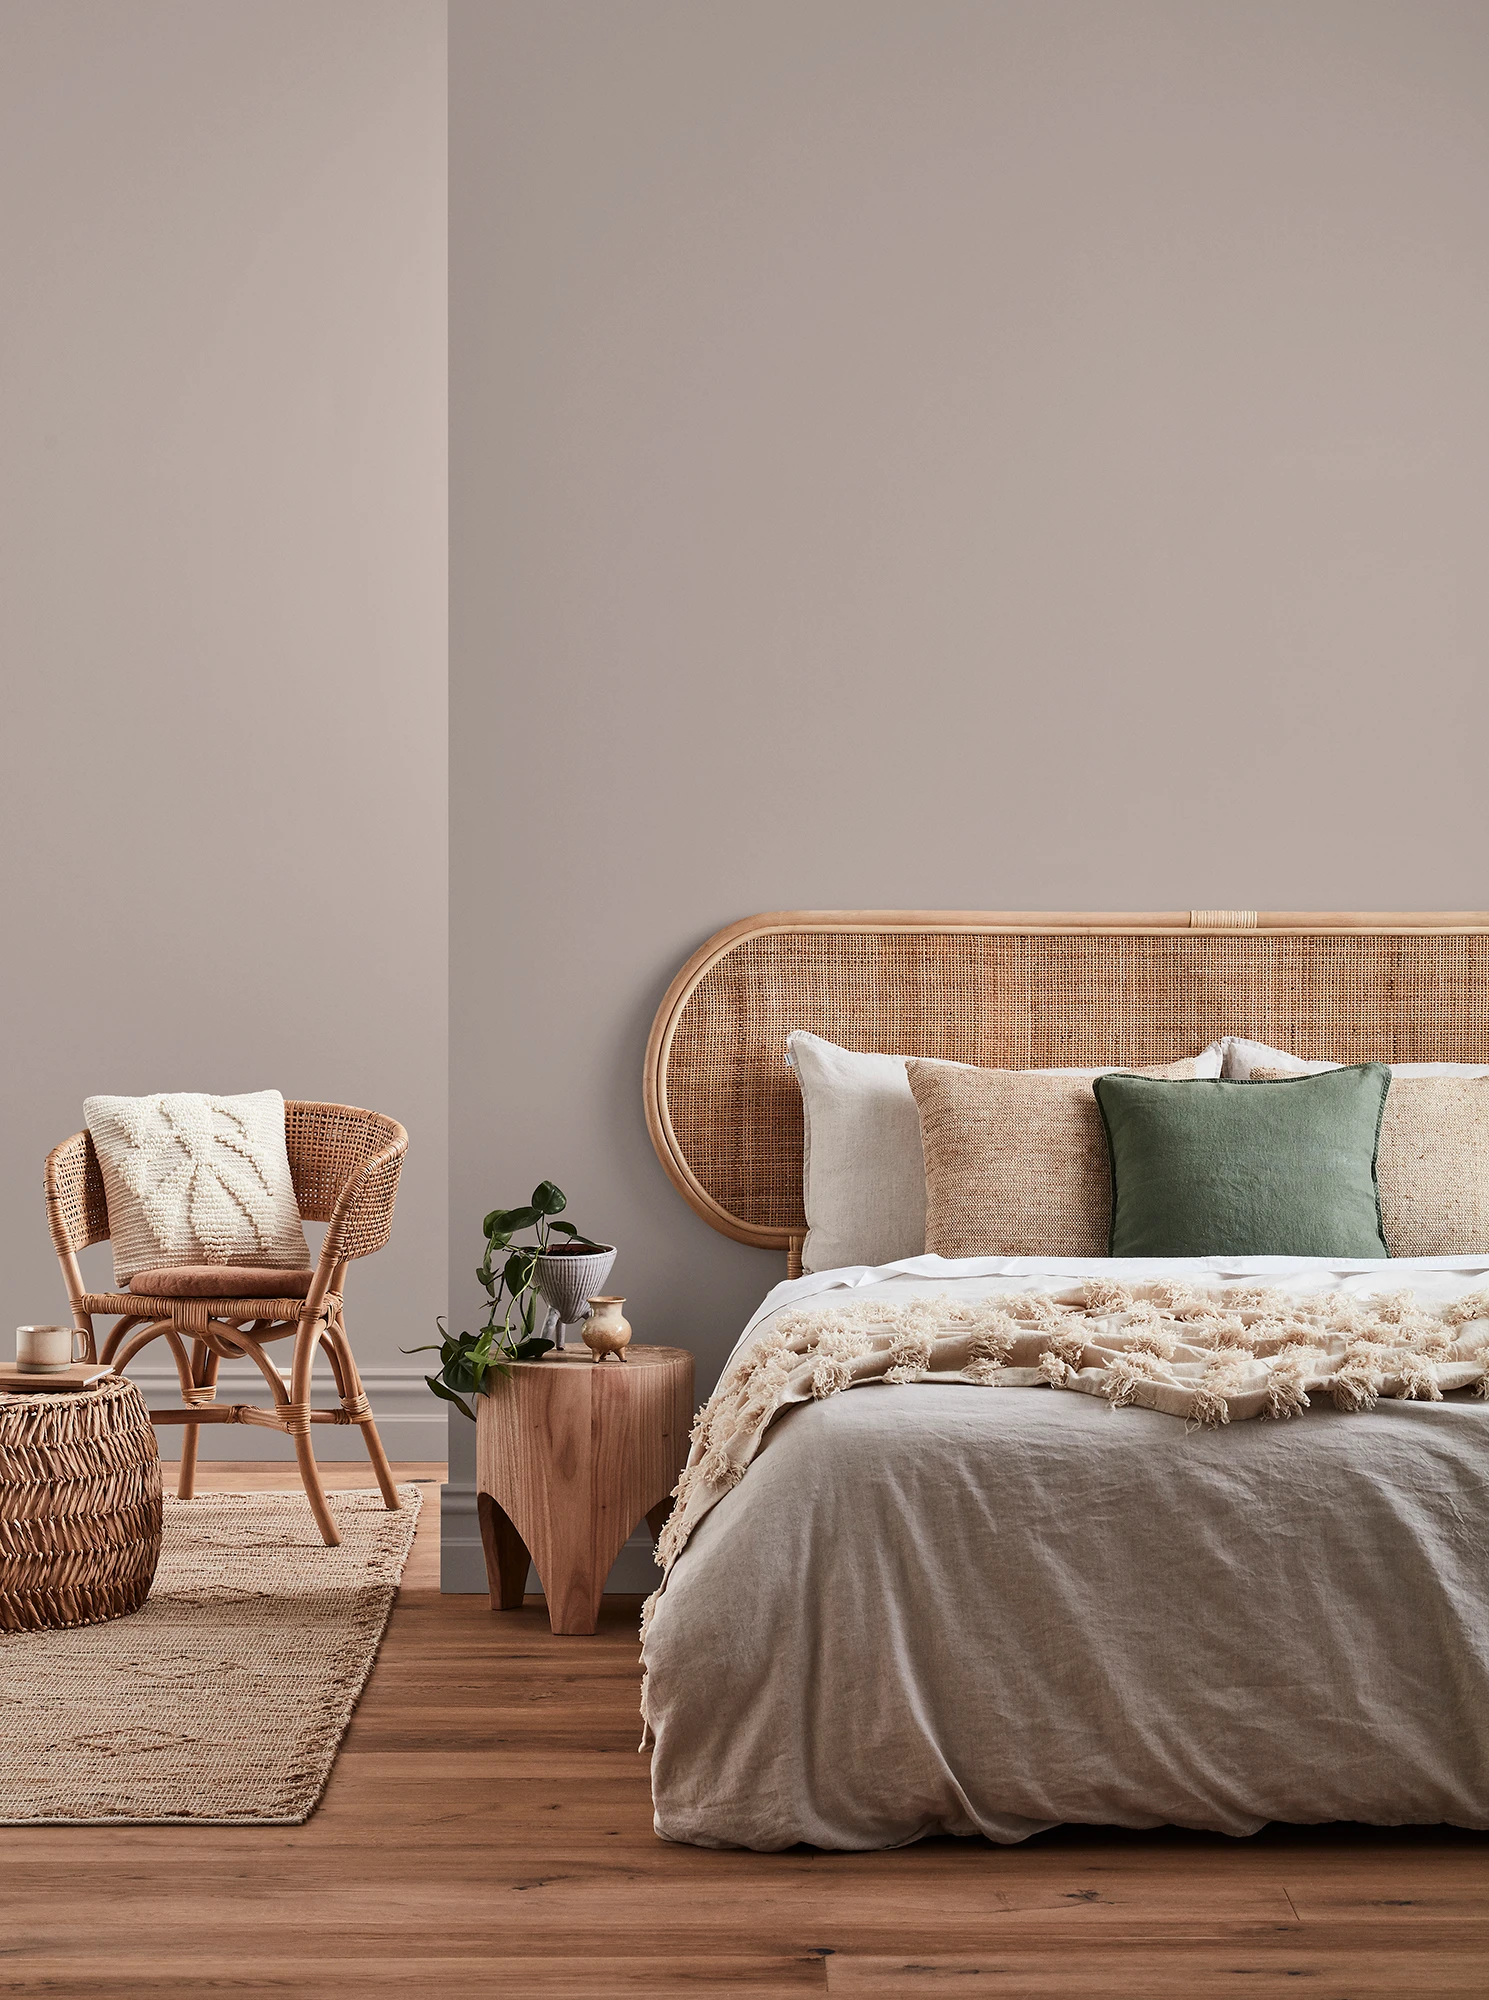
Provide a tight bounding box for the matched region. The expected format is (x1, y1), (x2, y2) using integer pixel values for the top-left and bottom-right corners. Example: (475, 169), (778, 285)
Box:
(1091, 1066), (1391, 1259)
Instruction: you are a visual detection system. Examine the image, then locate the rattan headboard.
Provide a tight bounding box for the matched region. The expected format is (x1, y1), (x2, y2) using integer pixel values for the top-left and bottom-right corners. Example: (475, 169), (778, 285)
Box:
(643, 909), (1489, 1265)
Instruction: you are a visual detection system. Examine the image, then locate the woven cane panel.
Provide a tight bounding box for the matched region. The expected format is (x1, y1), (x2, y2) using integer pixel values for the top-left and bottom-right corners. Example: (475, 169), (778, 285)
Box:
(663, 927), (1489, 1237)
(284, 1103), (405, 1260)
(44, 1132), (110, 1255)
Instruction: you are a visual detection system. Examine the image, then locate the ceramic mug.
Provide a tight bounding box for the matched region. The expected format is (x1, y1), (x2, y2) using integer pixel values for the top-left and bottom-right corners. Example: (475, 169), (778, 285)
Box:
(15, 1325), (86, 1372)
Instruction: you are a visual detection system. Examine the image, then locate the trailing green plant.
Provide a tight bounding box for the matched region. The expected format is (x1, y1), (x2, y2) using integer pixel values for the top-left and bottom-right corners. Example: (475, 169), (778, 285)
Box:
(406, 1181), (604, 1419)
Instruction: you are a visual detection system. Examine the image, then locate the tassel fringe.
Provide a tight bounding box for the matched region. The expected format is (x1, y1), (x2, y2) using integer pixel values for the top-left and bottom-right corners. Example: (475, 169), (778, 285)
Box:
(637, 1278), (1489, 1647)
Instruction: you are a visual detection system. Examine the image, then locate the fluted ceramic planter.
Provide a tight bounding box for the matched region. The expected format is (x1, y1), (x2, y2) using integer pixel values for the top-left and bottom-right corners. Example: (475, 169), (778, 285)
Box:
(533, 1244), (617, 1349)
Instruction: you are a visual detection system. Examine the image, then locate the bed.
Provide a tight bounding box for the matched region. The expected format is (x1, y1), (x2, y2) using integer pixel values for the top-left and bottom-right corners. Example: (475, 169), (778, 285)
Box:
(639, 911), (1489, 1850)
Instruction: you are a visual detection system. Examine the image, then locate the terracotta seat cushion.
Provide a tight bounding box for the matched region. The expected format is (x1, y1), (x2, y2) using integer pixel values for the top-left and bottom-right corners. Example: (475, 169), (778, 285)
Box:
(126, 1265), (317, 1299)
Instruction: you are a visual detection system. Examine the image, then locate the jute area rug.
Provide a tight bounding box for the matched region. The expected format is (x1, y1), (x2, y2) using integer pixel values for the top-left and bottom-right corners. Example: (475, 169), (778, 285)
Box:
(0, 1483), (421, 1826)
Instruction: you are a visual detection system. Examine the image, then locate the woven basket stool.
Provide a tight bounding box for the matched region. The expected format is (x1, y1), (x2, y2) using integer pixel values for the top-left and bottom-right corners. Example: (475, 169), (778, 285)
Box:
(0, 1376), (162, 1633)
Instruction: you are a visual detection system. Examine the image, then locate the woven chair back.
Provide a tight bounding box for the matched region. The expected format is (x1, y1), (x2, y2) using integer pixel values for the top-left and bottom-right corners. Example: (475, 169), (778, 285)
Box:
(46, 1102), (406, 1262)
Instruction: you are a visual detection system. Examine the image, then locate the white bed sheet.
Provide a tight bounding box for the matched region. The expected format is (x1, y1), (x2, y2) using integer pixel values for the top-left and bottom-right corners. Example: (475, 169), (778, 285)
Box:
(644, 1256), (1489, 1850)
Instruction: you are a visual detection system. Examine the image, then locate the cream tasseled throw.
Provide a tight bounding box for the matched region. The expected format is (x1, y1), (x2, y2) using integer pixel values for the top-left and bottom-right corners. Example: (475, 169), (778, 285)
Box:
(642, 1278), (1489, 1636)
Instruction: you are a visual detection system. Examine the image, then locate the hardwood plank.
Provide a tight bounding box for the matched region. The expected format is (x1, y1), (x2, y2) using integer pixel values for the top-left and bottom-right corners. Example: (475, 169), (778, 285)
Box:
(0, 1887), (1306, 1955)
(2, 1462), (1486, 1999)
(827, 1946), (1489, 1997)
(1285, 1871), (1489, 1921)
(0, 1957), (830, 1999)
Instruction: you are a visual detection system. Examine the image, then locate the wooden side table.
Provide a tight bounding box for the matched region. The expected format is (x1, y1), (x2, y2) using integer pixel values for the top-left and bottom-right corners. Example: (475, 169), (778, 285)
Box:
(475, 1345), (694, 1636)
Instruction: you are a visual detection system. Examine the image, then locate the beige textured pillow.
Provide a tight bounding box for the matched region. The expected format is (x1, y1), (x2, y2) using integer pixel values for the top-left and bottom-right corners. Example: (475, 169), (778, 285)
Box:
(907, 1058), (1200, 1258)
(1252, 1069), (1489, 1257)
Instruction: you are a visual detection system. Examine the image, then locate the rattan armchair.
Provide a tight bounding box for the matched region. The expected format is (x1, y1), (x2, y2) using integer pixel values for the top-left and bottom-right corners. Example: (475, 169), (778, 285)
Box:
(43, 1102), (408, 1547)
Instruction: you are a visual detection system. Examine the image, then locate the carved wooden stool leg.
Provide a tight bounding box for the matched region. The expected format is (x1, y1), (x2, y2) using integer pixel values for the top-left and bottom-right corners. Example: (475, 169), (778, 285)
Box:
(477, 1491), (533, 1611)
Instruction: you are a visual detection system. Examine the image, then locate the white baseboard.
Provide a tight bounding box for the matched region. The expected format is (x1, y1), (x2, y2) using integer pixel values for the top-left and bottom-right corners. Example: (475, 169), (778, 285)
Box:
(126, 1361), (446, 1463)
(439, 1479), (661, 1597)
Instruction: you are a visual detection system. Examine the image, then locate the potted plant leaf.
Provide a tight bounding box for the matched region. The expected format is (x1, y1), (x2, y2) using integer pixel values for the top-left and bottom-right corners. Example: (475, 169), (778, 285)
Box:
(408, 1181), (613, 1418)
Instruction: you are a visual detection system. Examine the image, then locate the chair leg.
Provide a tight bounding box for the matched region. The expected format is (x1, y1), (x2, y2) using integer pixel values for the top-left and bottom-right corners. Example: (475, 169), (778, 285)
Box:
(294, 1428), (340, 1548)
(359, 1415), (401, 1512)
(328, 1311), (400, 1511)
(176, 1339), (218, 1501)
(178, 1423), (200, 1501)
(290, 1315), (340, 1548)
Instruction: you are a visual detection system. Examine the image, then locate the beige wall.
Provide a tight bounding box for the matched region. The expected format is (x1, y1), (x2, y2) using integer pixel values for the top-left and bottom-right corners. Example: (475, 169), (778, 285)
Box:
(1, 0), (448, 1459)
(449, 0), (1489, 1581)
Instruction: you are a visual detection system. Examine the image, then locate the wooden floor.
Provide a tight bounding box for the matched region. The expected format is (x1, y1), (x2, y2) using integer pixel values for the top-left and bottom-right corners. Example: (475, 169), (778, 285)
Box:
(3, 1464), (1487, 1998)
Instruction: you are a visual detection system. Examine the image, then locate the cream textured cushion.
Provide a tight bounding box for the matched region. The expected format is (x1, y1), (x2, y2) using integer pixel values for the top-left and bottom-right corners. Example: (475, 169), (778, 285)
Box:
(1251, 1068), (1489, 1257)
(84, 1090), (311, 1288)
(907, 1057), (1204, 1258)
(1222, 1036), (1489, 1081)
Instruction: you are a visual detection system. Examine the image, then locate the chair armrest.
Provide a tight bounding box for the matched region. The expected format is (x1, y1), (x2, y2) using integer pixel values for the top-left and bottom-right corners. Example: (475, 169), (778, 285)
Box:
(321, 1122), (408, 1263)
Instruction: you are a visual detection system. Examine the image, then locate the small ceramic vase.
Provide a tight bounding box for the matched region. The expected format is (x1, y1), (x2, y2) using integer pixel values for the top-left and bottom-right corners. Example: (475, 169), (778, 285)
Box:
(583, 1297), (631, 1363)
(533, 1245), (617, 1350)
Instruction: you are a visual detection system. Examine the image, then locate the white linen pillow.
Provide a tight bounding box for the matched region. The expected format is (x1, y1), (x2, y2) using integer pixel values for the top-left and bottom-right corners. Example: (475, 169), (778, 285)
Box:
(1221, 1036), (1489, 1080)
(1221, 1038), (1336, 1079)
(786, 1031), (1224, 1274)
(84, 1089), (311, 1288)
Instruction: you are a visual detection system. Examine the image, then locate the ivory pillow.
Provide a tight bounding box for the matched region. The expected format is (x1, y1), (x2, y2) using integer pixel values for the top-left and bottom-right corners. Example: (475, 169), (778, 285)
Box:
(788, 1032), (1224, 1272)
(787, 1033), (939, 1272)
(84, 1090), (310, 1288)
(1222, 1036), (1489, 1081)
(905, 1056), (1206, 1260)
(1252, 1068), (1489, 1257)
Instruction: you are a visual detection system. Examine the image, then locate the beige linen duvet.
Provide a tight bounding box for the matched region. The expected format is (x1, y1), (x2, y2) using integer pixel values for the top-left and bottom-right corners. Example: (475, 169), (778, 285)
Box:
(641, 1256), (1489, 1851)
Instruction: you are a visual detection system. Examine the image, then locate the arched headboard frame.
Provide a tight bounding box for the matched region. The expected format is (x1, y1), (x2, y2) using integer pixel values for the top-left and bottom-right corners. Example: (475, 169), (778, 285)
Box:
(643, 909), (1489, 1273)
